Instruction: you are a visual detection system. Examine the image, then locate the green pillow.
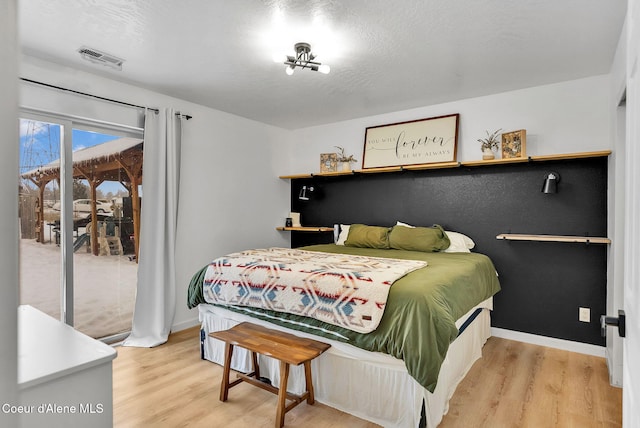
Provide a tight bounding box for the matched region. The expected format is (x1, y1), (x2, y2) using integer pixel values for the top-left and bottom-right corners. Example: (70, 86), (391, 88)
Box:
(344, 224), (391, 249)
(388, 224), (450, 252)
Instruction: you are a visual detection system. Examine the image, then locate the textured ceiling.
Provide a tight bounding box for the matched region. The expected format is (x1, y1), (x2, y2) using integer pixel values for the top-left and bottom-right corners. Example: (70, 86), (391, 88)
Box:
(19, 0), (626, 129)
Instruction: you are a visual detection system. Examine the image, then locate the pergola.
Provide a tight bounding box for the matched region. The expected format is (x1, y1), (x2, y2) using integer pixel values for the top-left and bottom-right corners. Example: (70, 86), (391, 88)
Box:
(21, 137), (143, 259)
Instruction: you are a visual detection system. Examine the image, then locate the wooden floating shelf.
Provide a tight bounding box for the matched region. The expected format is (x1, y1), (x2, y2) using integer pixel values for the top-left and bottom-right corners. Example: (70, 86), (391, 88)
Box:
(313, 170), (355, 177)
(401, 161), (461, 171)
(279, 150), (611, 179)
(276, 226), (334, 232)
(278, 171), (354, 179)
(529, 150), (611, 161)
(496, 233), (611, 244)
(462, 157), (530, 167)
(279, 173), (313, 179)
(354, 166), (403, 174)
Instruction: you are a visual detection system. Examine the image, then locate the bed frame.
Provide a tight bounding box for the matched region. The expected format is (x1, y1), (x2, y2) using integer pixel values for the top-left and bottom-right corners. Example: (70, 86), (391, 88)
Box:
(199, 299), (492, 428)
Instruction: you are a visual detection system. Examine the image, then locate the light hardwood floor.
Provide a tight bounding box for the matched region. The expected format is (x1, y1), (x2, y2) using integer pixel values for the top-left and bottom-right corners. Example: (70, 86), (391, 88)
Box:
(113, 327), (622, 428)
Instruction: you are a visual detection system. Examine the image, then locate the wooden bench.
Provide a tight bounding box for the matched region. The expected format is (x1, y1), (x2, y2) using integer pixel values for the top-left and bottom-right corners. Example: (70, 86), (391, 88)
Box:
(209, 322), (331, 428)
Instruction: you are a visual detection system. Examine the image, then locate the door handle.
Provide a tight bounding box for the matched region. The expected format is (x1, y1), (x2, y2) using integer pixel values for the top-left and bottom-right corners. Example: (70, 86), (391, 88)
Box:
(600, 309), (626, 338)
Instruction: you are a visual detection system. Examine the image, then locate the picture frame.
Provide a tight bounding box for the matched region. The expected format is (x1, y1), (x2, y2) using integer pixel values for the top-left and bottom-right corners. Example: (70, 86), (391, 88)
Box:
(362, 114), (459, 169)
(320, 153), (338, 172)
(501, 129), (526, 159)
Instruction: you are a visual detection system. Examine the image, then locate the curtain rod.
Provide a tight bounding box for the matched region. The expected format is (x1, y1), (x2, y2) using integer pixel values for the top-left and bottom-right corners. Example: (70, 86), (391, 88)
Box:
(20, 77), (192, 120)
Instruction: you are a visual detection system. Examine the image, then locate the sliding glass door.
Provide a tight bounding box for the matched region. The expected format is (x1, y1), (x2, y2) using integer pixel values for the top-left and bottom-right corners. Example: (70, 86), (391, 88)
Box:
(19, 112), (142, 340)
(18, 117), (62, 322)
(70, 128), (140, 339)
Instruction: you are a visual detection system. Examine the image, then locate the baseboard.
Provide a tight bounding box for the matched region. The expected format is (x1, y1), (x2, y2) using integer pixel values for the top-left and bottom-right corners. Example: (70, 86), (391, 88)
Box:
(491, 327), (606, 357)
(171, 317), (200, 333)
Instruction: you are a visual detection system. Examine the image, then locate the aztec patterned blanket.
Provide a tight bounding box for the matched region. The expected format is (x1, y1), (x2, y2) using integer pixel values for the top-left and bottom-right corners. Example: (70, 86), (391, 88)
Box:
(202, 247), (427, 333)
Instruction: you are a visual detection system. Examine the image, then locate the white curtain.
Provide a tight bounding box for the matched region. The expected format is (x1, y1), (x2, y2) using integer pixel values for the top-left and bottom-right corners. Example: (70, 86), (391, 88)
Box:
(123, 108), (181, 347)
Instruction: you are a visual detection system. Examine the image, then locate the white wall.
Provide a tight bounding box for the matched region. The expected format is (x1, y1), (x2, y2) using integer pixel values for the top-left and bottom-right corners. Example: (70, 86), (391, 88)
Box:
(174, 102), (292, 328)
(0, 1), (19, 425)
(286, 75), (611, 175)
(19, 55), (292, 332)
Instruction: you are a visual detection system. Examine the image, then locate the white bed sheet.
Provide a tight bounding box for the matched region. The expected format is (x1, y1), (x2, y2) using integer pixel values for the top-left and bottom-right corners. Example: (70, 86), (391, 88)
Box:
(198, 298), (492, 428)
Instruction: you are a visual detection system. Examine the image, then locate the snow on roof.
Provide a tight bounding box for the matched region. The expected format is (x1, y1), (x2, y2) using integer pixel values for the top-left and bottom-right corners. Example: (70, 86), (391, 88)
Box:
(73, 137), (142, 164)
(22, 137), (143, 177)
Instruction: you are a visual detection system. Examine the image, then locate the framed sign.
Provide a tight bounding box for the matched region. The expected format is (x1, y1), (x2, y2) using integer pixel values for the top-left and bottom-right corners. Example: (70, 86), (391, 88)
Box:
(362, 113), (459, 169)
(320, 153), (338, 172)
(501, 129), (526, 159)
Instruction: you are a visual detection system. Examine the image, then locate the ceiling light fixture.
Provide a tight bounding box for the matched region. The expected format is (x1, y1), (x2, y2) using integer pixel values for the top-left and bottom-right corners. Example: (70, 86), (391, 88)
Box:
(281, 42), (330, 75)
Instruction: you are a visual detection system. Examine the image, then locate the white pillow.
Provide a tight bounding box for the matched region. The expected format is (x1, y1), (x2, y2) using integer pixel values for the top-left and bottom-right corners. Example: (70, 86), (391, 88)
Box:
(444, 231), (475, 253)
(396, 221), (414, 228)
(336, 224), (350, 245)
(395, 221), (475, 253)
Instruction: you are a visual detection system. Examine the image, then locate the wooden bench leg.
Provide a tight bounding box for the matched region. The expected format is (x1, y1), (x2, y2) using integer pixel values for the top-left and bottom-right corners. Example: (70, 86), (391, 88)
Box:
(276, 360), (290, 428)
(251, 351), (260, 379)
(220, 343), (234, 402)
(303, 360), (314, 405)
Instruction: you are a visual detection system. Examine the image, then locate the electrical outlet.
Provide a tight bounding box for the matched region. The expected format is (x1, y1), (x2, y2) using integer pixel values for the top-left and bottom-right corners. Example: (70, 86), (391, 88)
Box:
(579, 307), (591, 323)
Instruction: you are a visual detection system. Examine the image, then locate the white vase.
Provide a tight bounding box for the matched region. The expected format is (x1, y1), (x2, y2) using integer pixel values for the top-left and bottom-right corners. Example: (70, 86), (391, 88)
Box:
(482, 148), (495, 160)
(341, 162), (351, 171)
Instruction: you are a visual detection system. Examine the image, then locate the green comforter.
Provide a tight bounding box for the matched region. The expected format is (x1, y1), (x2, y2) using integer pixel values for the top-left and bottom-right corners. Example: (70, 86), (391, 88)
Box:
(188, 244), (501, 392)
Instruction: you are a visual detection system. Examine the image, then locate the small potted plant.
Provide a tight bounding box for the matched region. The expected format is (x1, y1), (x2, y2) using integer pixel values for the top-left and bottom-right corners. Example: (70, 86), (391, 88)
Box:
(477, 129), (502, 160)
(335, 146), (357, 171)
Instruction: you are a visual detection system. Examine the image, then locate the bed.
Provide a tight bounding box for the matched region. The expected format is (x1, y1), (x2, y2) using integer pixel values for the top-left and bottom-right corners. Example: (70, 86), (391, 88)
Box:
(188, 225), (500, 427)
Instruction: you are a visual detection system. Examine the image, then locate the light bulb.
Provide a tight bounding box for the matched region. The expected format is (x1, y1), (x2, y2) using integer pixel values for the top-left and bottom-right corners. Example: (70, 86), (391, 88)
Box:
(285, 66), (295, 75)
(318, 64), (330, 74)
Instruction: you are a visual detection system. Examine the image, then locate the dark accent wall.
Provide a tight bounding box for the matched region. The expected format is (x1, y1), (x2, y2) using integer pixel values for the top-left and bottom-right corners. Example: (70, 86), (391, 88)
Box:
(289, 157), (608, 346)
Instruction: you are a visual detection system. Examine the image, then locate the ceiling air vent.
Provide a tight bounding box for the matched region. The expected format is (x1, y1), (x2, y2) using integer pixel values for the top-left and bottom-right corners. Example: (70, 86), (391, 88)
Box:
(78, 46), (124, 71)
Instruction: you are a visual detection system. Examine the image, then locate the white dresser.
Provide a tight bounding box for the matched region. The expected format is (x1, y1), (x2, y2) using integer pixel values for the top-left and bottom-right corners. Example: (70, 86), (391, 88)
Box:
(17, 305), (117, 428)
